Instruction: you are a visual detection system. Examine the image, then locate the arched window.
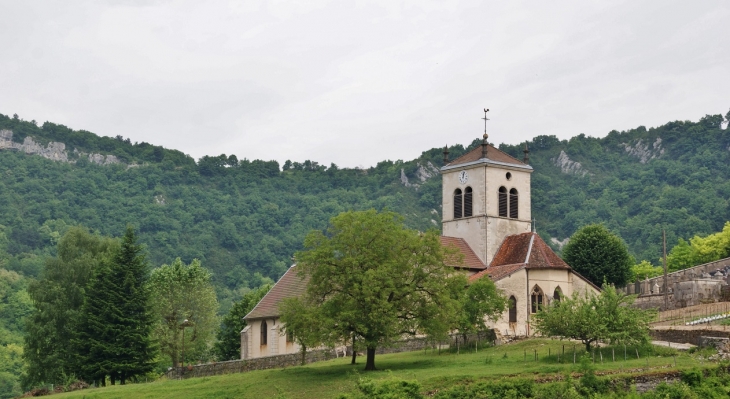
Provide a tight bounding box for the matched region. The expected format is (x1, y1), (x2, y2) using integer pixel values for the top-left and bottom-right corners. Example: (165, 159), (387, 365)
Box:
(464, 187), (473, 217)
(553, 287), (562, 303)
(508, 296), (517, 323)
(531, 286), (544, 314)
(260, 320), (268, 346)
(498, 187), (508, 217)
(509, 188), (518, 219)
(454, 189), (463, 219)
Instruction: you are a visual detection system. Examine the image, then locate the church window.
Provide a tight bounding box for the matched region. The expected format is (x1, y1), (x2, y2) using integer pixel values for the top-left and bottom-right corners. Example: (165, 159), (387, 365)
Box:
(531, 286), (544, 313)
(553, 287), (562, 303)
(261, 320), (268, 346)
(498, 187), (508, 217)
(509, 188), (518, 219)
(506, 172), (512, 180)
(454, 189), (463, 219)
(508, 296), (517, 323)
(464, 187), (473, 217)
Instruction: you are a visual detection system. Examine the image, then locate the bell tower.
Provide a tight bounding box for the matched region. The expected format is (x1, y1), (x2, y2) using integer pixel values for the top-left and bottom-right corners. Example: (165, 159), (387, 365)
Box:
(441, 110), (533, 266)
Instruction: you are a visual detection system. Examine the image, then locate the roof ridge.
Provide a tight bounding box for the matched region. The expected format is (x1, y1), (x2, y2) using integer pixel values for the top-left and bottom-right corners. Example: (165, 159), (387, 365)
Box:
(446, 144), (526, 167)
(524, 233), (535, 264)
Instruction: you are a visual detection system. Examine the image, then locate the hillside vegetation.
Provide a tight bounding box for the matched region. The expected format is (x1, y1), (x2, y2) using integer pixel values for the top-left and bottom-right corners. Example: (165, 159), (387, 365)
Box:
(0, 110), (729, 396)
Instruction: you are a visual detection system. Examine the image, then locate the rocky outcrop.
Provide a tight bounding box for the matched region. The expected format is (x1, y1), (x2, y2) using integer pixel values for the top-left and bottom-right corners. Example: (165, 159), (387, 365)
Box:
(550, 237), (569, 250)
(400, 161), (440, 188)
(0, 129), (123, 166)
(620, 137), (664, 164)
(0, 129), (68, 162)
(552, 150), (588, 176)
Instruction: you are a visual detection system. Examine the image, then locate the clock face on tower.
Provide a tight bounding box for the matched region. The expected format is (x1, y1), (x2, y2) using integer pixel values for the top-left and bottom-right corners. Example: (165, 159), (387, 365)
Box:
(458, 170), (468, 184)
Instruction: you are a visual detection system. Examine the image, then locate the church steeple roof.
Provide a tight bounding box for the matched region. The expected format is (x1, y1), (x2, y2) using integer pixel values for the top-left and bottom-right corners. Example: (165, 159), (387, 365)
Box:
(442, 144), (531, 171)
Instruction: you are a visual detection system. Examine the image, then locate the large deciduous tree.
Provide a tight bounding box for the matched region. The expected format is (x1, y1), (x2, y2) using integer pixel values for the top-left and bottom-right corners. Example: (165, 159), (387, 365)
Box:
(74, 226), (156, 385)
(563, 224), (633, 287)
(23, 227), (118, 388)
(279, 297), (329, 366)
(532, 284), (654, 351)
(149, 258), (218, 367)
(213, 284), (271, 361)
(295, 210), (466, 371)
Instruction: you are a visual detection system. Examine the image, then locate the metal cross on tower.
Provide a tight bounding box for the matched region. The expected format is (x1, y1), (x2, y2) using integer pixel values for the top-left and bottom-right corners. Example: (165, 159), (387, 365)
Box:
(481, 108), (490, 159)
(482, 108), (490, 136)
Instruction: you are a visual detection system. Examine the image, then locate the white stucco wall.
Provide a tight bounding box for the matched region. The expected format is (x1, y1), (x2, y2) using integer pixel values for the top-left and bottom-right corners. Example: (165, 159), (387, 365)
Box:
(241, 318), (301, 360)
(491, 269), (529, 336)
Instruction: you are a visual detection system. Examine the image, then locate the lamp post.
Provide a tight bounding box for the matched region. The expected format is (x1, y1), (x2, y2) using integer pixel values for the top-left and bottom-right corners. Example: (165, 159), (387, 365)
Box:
(180, 319), (193, 369)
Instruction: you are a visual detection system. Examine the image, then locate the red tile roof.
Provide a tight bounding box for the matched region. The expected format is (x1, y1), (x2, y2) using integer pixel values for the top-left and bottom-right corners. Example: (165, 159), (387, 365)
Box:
(446, 144), (527, 167)
(244, 265), (308, 320)
(440, 236), (486, 271)
(470, 232), (570, 283)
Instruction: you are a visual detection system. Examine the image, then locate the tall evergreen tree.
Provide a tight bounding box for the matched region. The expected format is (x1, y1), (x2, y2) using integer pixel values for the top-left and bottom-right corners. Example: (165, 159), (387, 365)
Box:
(75, 226), (155, 385)
(23, 227), (117, 389)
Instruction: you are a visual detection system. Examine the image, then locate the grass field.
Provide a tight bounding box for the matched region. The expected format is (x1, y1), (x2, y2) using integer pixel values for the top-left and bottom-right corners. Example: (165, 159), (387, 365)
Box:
(54, 339), (711, 399)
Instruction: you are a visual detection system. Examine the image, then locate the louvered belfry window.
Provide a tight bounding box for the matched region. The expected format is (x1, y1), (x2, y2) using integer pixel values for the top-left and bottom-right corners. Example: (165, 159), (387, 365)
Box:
(509, 188), (518, 219)
(464, 187), (473, 217)
(498, 187), (508, 217)
(454, 189), (463, 219)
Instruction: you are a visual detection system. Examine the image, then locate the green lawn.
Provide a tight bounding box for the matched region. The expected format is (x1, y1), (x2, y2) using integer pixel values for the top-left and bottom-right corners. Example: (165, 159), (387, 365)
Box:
(55, 339), (707, 399)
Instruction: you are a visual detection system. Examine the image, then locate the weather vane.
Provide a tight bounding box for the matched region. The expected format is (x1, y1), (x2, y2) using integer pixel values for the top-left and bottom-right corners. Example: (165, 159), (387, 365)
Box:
(482, 108), (490, 138)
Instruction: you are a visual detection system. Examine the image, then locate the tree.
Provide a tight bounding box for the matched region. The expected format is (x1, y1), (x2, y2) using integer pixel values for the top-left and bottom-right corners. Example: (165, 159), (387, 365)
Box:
(74, 226), (156, 385)
(279, 297), (329, 366)
(213, 284), (271, 361)
(457, 278), (507, 340)
(533, 284), (654, 351)
(563, 224), (633, 287)
(149, 258), (219, 367)
(295, 210), (466, 371)
(629, 260), (663, 282)
(23, 227), (118, 388)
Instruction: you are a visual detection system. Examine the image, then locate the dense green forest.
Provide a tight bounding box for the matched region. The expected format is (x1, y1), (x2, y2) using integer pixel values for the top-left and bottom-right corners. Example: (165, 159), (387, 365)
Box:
(0, 110), (729, 396)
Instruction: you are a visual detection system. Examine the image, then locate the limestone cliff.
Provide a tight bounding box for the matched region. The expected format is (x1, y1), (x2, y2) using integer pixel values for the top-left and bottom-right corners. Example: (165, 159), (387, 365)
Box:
(0, 129), (124, 166)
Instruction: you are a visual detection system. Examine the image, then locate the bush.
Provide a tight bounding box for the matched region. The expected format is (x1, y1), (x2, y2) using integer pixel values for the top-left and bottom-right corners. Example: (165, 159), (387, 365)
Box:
(339, 377), (424, 399)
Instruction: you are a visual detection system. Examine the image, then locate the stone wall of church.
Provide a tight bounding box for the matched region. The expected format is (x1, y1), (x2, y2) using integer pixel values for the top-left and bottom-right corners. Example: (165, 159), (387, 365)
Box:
(241, 318), (300, 360)
(492, 269), (529, 336)
(442, 162), (532, 265)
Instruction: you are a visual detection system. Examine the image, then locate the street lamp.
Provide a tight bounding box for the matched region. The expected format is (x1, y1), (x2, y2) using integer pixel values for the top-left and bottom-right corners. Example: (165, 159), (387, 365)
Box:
(180, 319), (193, 368)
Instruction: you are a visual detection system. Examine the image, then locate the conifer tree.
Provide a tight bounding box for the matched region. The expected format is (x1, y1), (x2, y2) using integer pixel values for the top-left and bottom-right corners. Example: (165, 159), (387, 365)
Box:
(75, 226), (155, 385)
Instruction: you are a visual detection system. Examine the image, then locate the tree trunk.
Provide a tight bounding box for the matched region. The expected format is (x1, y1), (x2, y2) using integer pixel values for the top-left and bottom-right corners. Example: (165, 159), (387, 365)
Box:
(585, 341), (592, 352)
(120, 371), (126, 385)
(351, 333), (357, 365)
(110, 372), (117, 386)
(364, 347), (376, 371)
(300, 344), (307, 366)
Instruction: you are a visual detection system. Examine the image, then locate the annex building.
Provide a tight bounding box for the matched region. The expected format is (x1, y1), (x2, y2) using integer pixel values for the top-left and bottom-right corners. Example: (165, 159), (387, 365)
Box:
(241, 135), (599, 360)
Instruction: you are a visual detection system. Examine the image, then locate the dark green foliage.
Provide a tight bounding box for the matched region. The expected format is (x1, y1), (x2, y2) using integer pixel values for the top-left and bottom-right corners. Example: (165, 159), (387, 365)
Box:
(338, 377), (424, 399)
(74, 226), (155, 385)
(562, 224), (633, 287)
(213, 284), (271, 361)
(23, 227), (118, 388)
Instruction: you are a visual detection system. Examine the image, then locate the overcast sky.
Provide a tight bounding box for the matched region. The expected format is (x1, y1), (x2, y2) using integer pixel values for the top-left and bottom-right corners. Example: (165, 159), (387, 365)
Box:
(1, 1), (728, 168)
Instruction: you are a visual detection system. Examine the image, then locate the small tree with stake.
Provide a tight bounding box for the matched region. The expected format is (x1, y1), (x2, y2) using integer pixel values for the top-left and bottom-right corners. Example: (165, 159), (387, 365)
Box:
(532, 283), (654, 351)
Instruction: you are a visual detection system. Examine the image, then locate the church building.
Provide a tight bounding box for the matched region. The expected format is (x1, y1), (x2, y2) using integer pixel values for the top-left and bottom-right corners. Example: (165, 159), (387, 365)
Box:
(241, 131), (599, 359)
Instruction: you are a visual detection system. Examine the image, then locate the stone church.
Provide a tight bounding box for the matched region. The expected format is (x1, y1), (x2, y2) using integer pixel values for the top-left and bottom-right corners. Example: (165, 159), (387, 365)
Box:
(241, 135), (599, 360)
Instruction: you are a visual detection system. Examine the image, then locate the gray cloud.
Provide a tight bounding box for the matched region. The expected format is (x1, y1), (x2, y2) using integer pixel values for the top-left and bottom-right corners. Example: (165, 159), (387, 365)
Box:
(1, 0), (728, 167)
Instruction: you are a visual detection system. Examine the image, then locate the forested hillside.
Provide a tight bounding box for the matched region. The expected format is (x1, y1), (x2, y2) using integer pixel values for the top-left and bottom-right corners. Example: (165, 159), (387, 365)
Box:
(0, 110), (729, 396)
(1, 111), (729, 298)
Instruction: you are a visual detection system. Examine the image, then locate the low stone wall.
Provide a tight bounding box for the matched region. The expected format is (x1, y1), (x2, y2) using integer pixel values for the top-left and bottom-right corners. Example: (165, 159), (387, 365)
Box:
(650, 328), (730, 346)
(166, 348), (338, 379)
(166, 334), (482, 380)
